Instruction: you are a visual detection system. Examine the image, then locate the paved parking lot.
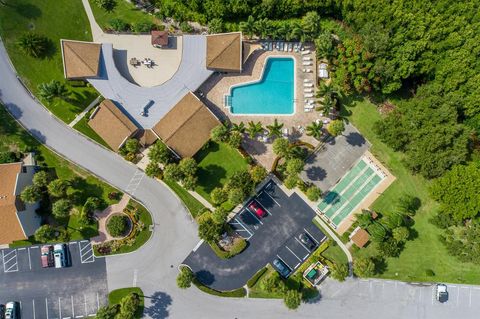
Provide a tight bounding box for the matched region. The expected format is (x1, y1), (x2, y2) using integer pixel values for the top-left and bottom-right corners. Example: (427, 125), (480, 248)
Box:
(0, 240), (107, 319)
(184, 179), (325, 291)
(274, 224), (326, 274)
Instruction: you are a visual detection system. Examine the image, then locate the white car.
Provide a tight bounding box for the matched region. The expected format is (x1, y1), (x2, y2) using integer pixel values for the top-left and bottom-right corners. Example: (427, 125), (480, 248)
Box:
(5, 301), (20, 319)
(53, 244), (67, 268)
(436, 284), (448, 303)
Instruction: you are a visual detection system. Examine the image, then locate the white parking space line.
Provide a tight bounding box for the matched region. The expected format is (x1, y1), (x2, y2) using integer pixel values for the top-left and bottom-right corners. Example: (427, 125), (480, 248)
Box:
(28, 247), (32, 270)
(79, 242), (95, 264)
(285, 246), (302, 262)
(97, 292), (100, 310)
(72, 296), (75, 319)
(84, 294), (88, 317)
(303, 228), (320, 244)
(245, 208), (263, 225)
(254, 198), (272, 216)
(59, 297), (62, 319)
(46, 298), (49, 319)
(232, 218), (253, 240)
(133, 269), (138, 287)
(260, 190), (281, 207)
(32, 299), (36, 319)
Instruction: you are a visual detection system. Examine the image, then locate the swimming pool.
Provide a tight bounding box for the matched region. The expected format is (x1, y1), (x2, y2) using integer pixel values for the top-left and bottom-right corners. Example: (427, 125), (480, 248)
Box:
(229, 57), (295, 115)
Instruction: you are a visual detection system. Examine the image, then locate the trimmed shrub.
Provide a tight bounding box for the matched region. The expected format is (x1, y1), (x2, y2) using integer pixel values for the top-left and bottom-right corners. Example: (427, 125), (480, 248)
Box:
(247, 267), (268, 288)
(107, 215), (129, 237)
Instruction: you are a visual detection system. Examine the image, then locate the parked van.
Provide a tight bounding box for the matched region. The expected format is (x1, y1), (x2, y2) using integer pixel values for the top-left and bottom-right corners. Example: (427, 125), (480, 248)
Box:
(53, 244), (66, 268)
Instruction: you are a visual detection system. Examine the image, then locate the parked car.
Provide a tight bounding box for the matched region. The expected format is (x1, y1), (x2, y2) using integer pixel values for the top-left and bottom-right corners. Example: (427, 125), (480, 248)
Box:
(299, 233), (317, 251)
(272, 258), (292, 278)
(248, 201), (266, 218)
(436, 284), (448, 303)
(53, 244), (68, 268)
(0, 304), (5, 319)
(5, 302), (20, 319)
(41, 245), (54, 268)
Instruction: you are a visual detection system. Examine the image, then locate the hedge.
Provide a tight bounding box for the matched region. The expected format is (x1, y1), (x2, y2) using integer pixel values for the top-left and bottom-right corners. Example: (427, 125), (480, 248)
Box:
(247, 267), (268, 288)
(193, 279), (246, 298)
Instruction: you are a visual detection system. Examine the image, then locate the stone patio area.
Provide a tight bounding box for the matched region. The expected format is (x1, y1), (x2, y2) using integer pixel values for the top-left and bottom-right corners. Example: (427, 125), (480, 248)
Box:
(91, 194), (131, 244)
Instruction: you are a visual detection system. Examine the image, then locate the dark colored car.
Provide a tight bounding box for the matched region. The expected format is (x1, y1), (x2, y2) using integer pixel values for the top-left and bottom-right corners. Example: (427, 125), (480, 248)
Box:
(299, 233), (317, 251)
(248, 201), (266, 218)
(0, 304), (5, 319)
(272, 258), (292, 278)
(41, 245), (54, 268)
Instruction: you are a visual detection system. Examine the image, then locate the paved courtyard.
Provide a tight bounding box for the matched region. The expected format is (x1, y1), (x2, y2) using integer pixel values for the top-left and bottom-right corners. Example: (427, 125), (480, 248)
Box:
(301, 124), (370, 192)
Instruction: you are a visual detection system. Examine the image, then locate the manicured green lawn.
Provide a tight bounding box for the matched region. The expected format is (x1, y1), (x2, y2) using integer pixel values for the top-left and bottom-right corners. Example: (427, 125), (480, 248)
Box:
(109, 287), (144, 318)
(195, 142), (249, 203)
(164, 179), (206, 218)
(1, 104), (120, 245)
(0, 0), (98, 123)
(343, 97), (480, 284)
(73, 116), (111, 150)
(88, 0), (157, 30)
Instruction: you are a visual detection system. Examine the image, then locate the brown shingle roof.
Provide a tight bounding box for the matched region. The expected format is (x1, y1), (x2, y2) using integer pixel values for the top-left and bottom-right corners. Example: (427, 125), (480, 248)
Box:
(206, 32), (242, 72)
(0, 163), (27, 245)
(136, 129), (158, 147)
(88, 100), (138, 151)
(61, 40), (101, 79)
(350, 228), (370, 248)
(151, 31), (169, 46)
(152, 92), (220, 158)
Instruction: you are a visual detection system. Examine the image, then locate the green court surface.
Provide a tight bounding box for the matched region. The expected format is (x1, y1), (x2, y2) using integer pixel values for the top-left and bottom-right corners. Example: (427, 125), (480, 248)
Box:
(317, 159), (383, 227)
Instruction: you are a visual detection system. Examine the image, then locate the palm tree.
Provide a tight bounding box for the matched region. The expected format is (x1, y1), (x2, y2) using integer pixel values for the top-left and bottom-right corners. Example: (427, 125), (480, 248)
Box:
(290, 23), (303, 41)
(266, 119), (283, 138)
(306, 121), (323, 140)
(240, 16), (256, 39)
(316, 94), (337, 116)
(231, 122), (246, 134)
(316, 82), (337, 98)
(275, 23), (289, 40)
(38, 80), (69, 101)
(246, 121), (263, 139)
(17, 32), (48, 58)
(254, 18), (270, 39)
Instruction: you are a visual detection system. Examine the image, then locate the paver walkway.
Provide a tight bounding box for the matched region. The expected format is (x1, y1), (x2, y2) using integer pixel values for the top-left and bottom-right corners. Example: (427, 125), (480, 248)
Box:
(91, 194), (131, 244)
(69, 95), (102, 127)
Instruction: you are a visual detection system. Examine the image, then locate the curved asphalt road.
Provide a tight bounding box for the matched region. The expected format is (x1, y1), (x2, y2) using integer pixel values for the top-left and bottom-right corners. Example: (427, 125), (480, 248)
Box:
(0, 37), (472, 319)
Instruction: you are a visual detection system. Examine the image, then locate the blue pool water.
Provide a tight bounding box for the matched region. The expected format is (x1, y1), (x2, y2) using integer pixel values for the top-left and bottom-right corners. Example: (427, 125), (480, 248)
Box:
(229, 57), (294, 115)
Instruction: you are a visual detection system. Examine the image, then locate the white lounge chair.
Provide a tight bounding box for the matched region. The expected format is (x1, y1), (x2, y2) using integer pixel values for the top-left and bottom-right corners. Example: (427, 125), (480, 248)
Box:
(305, 99), (314, 104)
(303, 79), (312, 83)
(302, 61), (312, 66)
(304, 83), (314, 88)
(303, 69), (313, 73)
(282, 128), (289, 137)
(305, 93), (314, 98)
(301, 50), (311, 55)
(304, 88), (313, 93)
(302, 56), (312, 61)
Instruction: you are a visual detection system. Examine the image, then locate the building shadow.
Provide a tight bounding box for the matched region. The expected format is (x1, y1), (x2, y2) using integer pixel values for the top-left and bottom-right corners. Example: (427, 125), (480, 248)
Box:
(112, 49), (138, 85)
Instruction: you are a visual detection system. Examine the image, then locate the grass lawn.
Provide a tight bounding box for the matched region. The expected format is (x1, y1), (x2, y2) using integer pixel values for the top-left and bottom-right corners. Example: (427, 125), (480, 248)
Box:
(164, 179), (206, 218)
(195, 142), (249, 203)
(88, 0), (158, 30)
(108, 287), (144, 318)
(73, 116), (111, 150)
(0, 0), (98, 123)
(342, 97), (480, 284)
(1, 104), (120, 245)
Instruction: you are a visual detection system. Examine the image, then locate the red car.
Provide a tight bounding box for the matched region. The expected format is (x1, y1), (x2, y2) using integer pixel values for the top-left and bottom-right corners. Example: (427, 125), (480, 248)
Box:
(249, 201), (266, 218)
(41, 245), (54, 268)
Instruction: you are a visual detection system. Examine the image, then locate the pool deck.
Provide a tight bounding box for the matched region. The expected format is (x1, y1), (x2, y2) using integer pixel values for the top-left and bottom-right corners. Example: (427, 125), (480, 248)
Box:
(199, 47), (325, 169)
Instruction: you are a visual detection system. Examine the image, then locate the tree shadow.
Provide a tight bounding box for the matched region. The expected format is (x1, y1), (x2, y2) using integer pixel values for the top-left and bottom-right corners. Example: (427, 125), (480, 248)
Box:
(42, 38), (57, 59)
(195, 141), (219, 162)
(5, 103), (23, 119)
(69, 176), (106, 207)
(195, 270), (215, 286)
(374, 256), (388, 274)
(196, 164), (227, 193)
(143, 291), (172, 319)
(67, 89), (98, 113)
(345, 132), (366, 147)
(30, 129), (47, 143)
(304, 166), (327, 182)
(14, 2), (42, 19)
(241, 137), (267, 156)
